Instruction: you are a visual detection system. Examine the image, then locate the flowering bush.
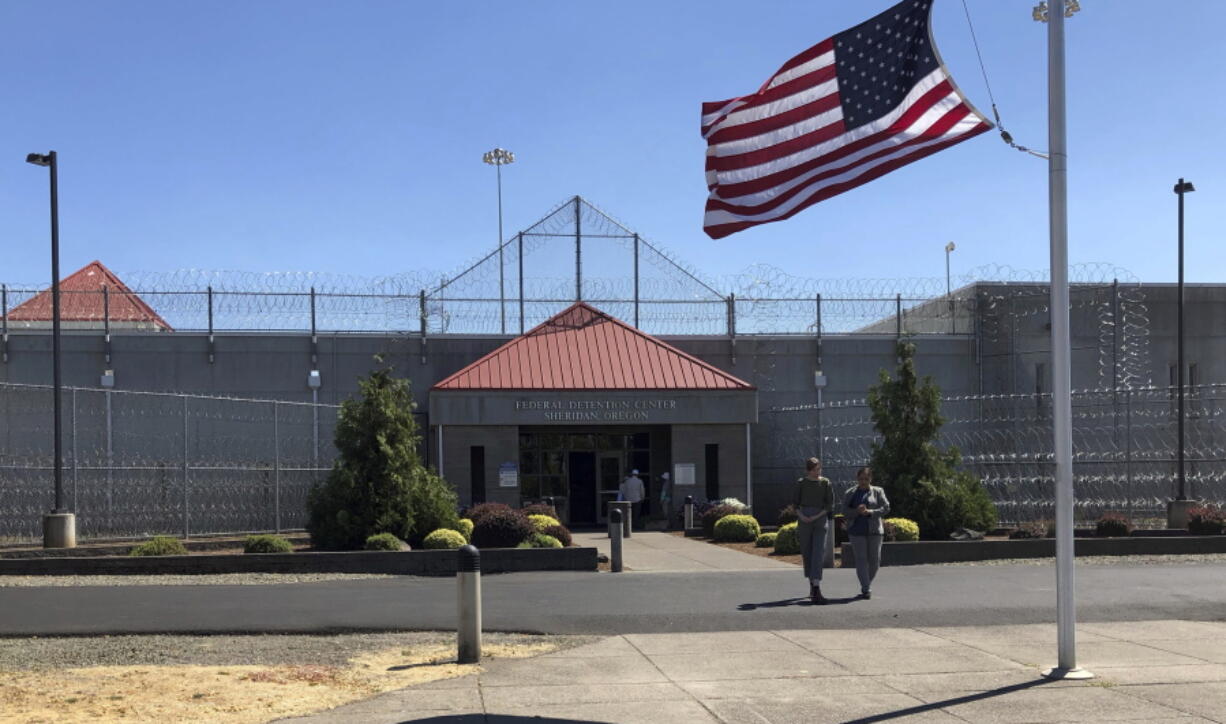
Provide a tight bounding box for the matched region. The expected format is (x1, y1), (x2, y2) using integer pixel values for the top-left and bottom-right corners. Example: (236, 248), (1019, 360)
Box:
(883, 517), (920, 542)
(422, 528), (467, 549)
(1188, 506), (1226, 535)
(701, 504), (743, 538)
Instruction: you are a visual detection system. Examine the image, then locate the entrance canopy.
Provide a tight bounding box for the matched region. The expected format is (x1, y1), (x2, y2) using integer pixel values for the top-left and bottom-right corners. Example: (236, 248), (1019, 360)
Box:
(430, 303), (756, 425)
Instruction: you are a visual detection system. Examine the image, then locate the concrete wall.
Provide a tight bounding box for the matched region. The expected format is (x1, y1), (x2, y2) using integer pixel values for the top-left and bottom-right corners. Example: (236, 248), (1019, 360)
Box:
(670, 423), (748, 503)
(437, 425), (517, 508)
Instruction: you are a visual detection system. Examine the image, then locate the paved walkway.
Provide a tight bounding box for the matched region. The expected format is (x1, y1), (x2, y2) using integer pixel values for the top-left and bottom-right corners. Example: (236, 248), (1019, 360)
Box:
(574, 530), (796, 572)
(278, 619), (1226, 723)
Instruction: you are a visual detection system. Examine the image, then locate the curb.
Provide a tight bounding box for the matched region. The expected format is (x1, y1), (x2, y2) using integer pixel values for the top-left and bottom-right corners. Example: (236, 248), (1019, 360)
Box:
(840, 535), (1226, 567)
(0, 546), (599, 577)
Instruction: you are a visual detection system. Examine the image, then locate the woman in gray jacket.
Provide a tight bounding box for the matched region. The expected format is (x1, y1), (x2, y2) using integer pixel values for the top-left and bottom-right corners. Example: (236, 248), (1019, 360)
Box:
(843, 466), (890, 599)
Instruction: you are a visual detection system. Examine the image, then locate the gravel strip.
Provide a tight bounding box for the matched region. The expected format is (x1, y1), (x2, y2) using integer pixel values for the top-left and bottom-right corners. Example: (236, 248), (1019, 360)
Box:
(0, 631), (594, 671)
(930, 553), (1226, 566)
(0, 573), (398, 587)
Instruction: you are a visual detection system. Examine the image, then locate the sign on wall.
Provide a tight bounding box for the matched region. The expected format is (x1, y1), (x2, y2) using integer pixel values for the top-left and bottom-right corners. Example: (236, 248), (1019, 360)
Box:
(498, 462), (519, 488)
(674, 463), (695, 486)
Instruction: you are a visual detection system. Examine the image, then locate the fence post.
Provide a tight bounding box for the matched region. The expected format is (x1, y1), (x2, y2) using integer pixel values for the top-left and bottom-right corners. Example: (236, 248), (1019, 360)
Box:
(1, 283), (7, 363)
(207, 285), (215, 364)
(273, 400), (281, 534)
(574, 196), (582, 301)
(106, 389), (113, 536)
(71, 387), (78, 513)
(517, 232), (525, 334)
(896, 293), (903, 340)
(419, 289), (427, 363)
(183, 395), (190, 539)
(103, 285), (111, 365)
(1125, 388), (1133, 521)
(633, 233), (640, 328)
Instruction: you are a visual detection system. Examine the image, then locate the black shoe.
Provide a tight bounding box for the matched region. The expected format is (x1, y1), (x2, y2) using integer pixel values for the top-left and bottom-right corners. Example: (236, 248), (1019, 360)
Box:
(811, 586), (827, 605)
(860, 591), (872, 600)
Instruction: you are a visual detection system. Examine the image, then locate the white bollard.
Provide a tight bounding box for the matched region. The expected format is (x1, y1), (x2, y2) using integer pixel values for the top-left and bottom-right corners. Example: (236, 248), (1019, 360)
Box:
(683, 496), (695, 530)
(457, 544), (482, 664)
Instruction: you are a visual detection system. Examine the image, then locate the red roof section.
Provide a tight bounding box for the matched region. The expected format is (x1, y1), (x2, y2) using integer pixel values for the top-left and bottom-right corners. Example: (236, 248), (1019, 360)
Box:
(5, 261), (173, 330)
(433, 303), (754, 391)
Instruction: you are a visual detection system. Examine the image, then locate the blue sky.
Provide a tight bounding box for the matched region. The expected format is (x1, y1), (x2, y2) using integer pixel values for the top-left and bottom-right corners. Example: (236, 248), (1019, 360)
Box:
(1, 0), (1221, 291)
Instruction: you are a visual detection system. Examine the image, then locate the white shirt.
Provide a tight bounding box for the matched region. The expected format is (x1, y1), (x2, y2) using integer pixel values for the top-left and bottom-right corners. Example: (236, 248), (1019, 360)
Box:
(620, 475), (645, 503)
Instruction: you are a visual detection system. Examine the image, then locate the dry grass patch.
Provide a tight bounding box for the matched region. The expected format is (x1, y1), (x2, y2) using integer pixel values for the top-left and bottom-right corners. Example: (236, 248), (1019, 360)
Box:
(0, 640), (560, 724)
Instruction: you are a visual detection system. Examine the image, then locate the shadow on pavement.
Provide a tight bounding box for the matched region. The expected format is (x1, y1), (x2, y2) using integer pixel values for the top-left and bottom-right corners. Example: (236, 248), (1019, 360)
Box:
(401, 717), (606, 723)
(737, 595), (859, 610)
(843, 678), (1054, 723)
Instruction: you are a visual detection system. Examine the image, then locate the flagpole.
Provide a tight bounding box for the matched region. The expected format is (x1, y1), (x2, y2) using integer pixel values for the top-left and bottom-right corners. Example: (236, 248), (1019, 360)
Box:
(1040, 0), (1092, 681)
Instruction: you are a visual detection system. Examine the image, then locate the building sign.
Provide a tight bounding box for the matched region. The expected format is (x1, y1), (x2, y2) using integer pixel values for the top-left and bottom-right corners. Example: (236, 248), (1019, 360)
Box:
(514, 398), (678, 423)
(674, 463), (695, 486)
(498, 462), (519, 488)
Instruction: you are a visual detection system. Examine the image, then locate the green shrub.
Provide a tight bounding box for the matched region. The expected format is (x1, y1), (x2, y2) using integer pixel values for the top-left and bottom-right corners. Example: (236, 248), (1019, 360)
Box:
(129, 536), (188, 557)
(773, 522), (801, 555)
(777, 504), (798, 526)
(243, 534), (293, 554)
(1095, 512), (1133, 537)
(541, 523), (573, 547)
(306, 367), (458, 550)
(453, 518), (474, 541)
(1188, 506), (1226, 535)
(528, 514), (562, 532)
(517, 533), (562, 549)
(907, 474), (998, 540)
(422, 528), (467, 550)
(713, 514), (761, 543)
(755, 532), (777, 548)
(364, 533), (407, 551)
(701, 504), (742, 538)
(883, 517), (920, 542)
(471, 508), (533, 548)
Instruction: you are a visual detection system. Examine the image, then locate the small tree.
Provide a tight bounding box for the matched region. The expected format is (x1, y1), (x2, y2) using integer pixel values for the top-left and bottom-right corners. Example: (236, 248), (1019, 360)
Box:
(307, 365), (458, 550)
(867, 342), (997, 539)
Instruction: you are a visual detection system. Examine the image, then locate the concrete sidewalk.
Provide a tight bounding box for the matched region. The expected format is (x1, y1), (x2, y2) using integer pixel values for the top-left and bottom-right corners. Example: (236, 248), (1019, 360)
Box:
(574, 530), (796, 572)
(278, 620), (1226, 723)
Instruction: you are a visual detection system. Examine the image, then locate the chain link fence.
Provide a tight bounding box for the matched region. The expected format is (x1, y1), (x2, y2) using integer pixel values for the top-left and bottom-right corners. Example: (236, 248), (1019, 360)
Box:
(0, 382), (339, 543)
(760, 384), (1226, 526)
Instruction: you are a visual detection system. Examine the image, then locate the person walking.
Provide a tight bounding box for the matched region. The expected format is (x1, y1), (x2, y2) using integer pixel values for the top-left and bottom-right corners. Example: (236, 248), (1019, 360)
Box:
(843, 466), (890, 599)
(794, 457), (834, 604)
(619, 469), (645, 529)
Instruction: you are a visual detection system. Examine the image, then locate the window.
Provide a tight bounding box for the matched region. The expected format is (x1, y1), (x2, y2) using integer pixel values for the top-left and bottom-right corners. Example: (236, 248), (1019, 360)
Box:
(705, 444), (720, 501)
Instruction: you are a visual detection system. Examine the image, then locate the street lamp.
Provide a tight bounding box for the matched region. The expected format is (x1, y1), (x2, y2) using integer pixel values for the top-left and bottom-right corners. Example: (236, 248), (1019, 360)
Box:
(26, 150), (75, 548)
(945, 242), (956, 333)
(1173, 178), (1195, 518)
(483, 148), (515, 335)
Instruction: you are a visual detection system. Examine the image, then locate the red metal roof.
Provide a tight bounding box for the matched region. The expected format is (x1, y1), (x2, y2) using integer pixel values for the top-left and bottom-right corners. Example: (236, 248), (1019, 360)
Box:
(5, 260), (172, 330)
(433, 302), (754, 391)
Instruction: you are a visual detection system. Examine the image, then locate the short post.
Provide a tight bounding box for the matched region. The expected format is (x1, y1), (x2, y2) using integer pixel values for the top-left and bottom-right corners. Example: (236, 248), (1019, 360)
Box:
(609, 500), (632, 538)
(609, 509), (624, 573)
(683, 495), (695, 530)
(457, 544), (482, 664)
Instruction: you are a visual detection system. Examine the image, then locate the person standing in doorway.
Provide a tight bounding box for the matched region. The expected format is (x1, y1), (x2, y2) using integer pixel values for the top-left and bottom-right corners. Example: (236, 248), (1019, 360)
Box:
(795, 457), (834, 604)
(843, 466), (890, 599)
(620, 469), (645, 529)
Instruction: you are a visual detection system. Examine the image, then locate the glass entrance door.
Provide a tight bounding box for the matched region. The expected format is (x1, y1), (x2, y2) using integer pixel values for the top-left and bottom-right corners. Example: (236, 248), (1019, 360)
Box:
(596, 452), (622, 524)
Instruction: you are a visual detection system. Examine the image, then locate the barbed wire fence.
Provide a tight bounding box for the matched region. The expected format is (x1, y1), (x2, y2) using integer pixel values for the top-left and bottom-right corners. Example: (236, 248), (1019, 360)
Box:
(0, 382), (340, 543)
(761, 384), (1226, 526)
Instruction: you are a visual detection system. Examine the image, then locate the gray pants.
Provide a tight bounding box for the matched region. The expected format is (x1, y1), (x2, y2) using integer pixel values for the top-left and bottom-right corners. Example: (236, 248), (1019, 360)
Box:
(850, 534), (883, 593)
(797, 513), (828, 584)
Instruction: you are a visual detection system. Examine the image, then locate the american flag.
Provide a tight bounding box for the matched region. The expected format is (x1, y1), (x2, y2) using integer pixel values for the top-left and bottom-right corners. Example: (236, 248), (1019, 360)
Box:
(701, 0), (992, 239)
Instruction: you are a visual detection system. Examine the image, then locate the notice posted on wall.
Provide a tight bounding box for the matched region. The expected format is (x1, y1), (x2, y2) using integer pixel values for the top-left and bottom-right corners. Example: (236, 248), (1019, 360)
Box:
(673, 463), (695, 486)
(498, 462), (519, 488)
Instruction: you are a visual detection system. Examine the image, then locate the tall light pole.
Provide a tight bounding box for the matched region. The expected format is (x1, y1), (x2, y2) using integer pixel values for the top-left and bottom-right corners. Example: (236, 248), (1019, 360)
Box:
(26, 150), (75, 548)
(1173, 178), (1195, 520)
(945, 241), (956, 333)
(483, 148), (515, 335)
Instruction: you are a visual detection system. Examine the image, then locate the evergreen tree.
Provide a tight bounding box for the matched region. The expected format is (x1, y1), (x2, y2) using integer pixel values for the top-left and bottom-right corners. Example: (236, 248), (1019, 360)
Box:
(307, 365), (458, 550)
(867, 342), (997, 539)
